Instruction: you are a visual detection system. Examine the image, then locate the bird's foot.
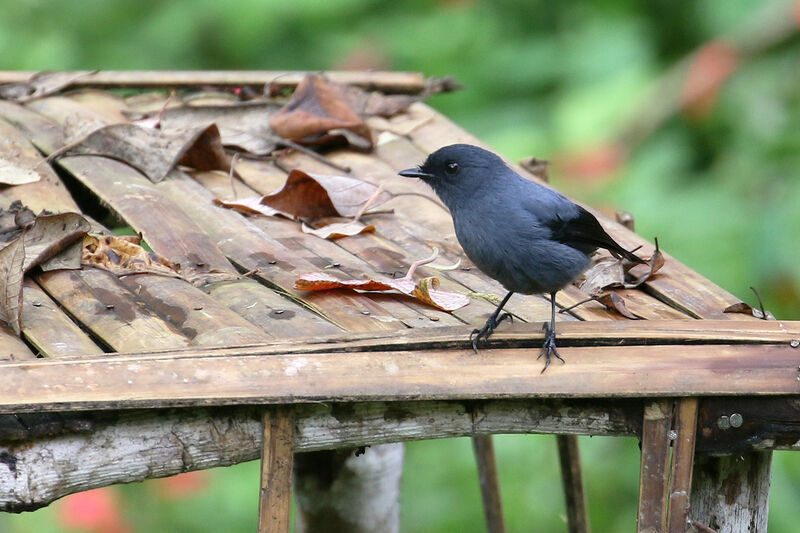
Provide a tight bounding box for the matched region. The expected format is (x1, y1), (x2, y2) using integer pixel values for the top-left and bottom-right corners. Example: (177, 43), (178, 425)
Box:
(470, 312), (513, 353)
(537, 322), (565, 373)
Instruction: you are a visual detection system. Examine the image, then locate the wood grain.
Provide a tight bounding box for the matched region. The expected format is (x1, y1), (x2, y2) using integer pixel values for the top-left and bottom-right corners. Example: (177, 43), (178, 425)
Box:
(0, 342), (797, 413)
(0, 70), (428, 93)
(258, 408), (295, 533)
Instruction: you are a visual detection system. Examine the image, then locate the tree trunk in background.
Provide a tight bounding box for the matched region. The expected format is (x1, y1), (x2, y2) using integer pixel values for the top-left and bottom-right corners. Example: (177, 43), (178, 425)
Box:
(690, 452), (772, 533)
(294, 443), (404, 533)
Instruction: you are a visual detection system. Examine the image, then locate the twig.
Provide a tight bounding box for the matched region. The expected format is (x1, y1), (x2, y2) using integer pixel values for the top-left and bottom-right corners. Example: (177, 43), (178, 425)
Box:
(401, 247), (439, 281)
(749, 286), (767, 320)
(391, 191), (449, 213)
(558, 295), (598, 314)
(354, 184), (385, 222)
(229, 152), (241, 200)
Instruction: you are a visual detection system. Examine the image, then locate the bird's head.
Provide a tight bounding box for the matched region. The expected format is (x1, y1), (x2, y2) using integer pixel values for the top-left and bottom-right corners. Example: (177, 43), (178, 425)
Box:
(399, 144), (505, 201)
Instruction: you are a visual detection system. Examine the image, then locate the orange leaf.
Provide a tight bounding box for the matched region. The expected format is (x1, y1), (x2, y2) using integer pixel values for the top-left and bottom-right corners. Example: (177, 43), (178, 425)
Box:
(295, 271), (468, 312)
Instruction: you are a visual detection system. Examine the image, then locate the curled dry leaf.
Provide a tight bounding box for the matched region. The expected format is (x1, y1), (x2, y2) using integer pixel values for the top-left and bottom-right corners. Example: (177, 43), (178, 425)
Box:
(301, 220), (375, 240)
(156, 103), (280, 155)
(596, 292), (642, 320)
(55, 123), (228, 183)
(723, 302), (774, 320)
(81, 233), (180, 277)
(294, 271), (469, 312)
(269, 74), (372, 150)
(578, 238), (665, 296)
(0, 212), (91, 334)
(215, 170), (393, 240)
(262, 170), (393, 219)
(0, 158), (41, 186)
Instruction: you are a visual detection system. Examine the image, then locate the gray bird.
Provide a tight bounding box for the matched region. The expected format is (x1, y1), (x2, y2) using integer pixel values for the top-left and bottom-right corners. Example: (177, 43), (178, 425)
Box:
(399, 144), (643, 371)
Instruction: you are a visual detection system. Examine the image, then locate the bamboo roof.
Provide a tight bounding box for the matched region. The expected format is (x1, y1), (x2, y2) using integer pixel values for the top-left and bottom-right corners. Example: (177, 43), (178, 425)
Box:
(0, 70), (797, 412)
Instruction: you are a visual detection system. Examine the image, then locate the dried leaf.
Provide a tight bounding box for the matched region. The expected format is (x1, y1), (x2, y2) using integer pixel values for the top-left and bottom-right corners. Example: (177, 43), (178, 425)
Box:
(723, 302), (774, 320)
(269, 74), (372, 149)
(340, 84), (417, 118)
(625, 239), (664, 288)
(213, 197), (291, 218)
(301, 220), (375, 240)
(412, 276), (470, 312)
(58, 123), (228, 182)
(0, 158), (41, 185)
(596, 292), (642, 320)
(0, 238), (24, 334)
(21, 213), (92, 271)
(81, 233), (180, 277)
(578, 257), (625, 296)
(156, 103), (280, 155)
(295, 271), (468, 312)
(0, 213), (91, 335)
(0, 71), (96, 102)
(262, 169), (392, 219)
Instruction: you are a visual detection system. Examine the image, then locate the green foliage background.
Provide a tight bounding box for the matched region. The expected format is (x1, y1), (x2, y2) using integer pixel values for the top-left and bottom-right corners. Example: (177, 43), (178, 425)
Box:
(1, 1), (799, 531)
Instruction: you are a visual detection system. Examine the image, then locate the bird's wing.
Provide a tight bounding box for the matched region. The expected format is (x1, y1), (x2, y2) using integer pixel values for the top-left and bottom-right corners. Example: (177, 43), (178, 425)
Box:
(545, 204), (644, 263)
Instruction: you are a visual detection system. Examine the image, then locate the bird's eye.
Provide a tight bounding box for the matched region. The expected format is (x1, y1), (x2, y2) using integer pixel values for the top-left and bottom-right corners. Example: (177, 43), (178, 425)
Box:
(445, 161), (459, 175)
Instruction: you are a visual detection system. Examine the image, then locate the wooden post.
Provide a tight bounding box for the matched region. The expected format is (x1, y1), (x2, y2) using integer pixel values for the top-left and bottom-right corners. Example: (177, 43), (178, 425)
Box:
(690, 452), (772, 533)
(258, 408), (295, 533)
(666, 398), (698, 533)
(638, 400), (673, 533)
(557, 435), (590, 533)
(472, 435), (506, 533)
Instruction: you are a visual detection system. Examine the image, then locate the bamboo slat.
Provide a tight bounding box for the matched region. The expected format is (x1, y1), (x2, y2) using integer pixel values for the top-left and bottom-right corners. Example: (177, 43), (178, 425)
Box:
(0, 70), (428, 94)
(35, 269), (192, 352)
(667, 397), (699, 533)
(22, 279), (104, 357)
(118, 275), (274, 345)
(637, 400), (672, 533)
(258, 408), (295, 533)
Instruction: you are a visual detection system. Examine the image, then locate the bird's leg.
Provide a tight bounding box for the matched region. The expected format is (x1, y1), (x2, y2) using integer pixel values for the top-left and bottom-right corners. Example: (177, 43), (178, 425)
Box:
(470, 291), (514, 353)
(538, 291), (565, 373)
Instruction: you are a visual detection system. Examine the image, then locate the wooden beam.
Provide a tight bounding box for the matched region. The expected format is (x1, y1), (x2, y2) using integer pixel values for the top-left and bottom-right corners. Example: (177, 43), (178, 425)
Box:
(637, 400), (673, 533)
(0, 399), (641, 512)
(690, 452), (772, 533)
(472, 435), (506, 533)
(557, 435), (590, 533)
(0, 70), (427, 94)
(0, 342), (797, 414)
(666, 398), (699, 533)
(258, 408), (295, 533)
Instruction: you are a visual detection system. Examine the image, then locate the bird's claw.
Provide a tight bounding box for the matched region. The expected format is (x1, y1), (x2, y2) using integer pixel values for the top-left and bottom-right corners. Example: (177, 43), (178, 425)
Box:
(470, 312), (513, 353)
(537, 322), (564, 373)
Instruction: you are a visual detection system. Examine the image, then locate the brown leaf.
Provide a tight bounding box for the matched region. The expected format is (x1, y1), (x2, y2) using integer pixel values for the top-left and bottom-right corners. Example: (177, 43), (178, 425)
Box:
(0, 238), (25, 334)
(81, 233), (180, 277)
(625, 238), (664, 288)
(578, 257), (625, 296)
(0, 158), (41, 185)
(213, 197), (291, 218)
(269, 74), (372, 149)
(340, 84), (417, 118)
(723, 301), (774, 320)
(262, 169), (392, 219)
(0, 213), (91, 335)
(0, 71), (96, 102)
(301, 220), (375, 240)
(58, 123), (228, 182)
(294, 271), (469, 312)
(596, 292), (642, 320)
(156, 103), (281, 155)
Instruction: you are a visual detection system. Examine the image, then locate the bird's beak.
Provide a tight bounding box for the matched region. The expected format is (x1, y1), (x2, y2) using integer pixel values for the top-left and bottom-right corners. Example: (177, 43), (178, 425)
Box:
(399, 168), (435, 179)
